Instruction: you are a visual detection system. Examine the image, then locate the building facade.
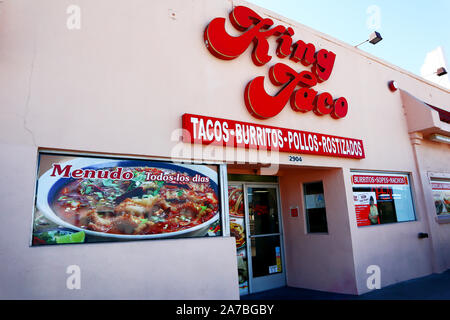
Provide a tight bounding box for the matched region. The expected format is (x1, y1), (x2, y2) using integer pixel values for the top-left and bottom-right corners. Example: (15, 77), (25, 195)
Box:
(0, 0), (449, 299)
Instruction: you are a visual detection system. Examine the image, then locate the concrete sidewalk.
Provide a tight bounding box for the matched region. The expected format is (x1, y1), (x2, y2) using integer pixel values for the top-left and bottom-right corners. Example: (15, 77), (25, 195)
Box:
(241, 269), (450, 300)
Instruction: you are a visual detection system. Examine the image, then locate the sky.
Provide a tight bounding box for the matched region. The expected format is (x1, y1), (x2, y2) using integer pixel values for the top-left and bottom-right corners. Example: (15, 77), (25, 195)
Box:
(246, 0), (450, 77)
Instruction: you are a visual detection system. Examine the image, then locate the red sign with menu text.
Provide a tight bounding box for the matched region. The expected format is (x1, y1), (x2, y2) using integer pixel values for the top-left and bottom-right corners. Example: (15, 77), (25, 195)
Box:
(352, 175), (408, 185)
(182, 114), (365, 159)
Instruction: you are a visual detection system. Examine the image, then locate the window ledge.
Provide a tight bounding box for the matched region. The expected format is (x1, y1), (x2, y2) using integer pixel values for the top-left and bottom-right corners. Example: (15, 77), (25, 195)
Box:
(436, 215), (450, 224)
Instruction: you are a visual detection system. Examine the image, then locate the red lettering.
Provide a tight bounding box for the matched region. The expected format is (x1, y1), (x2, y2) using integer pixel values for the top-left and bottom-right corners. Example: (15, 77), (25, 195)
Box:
(245, 63), (318, 119)
(204, 6), (285, 66)
(83, 169), (96, 179)
(50, 164), (72, 178)
(110, 167), (123, 179)
(331, 97), (348, 119)
(290, 87), (317, 112)
(71, 169), (84, 178)
(312, 49), (336, 82)
(290, 40), (316, 66)
(204, 5), (348, 120)
(97, 170), (108, 179)
(276, 27), (294, 58)
(313, 92), (333, 115)
(120, 169), (134, 180)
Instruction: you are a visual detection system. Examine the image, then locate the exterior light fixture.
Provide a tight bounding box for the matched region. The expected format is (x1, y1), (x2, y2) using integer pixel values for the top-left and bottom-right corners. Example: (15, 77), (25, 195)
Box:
(436, 67), (448, 76)
(355, 31), (383, 48)
(429, 134), (450, 144)
(368, 31), (383, 44)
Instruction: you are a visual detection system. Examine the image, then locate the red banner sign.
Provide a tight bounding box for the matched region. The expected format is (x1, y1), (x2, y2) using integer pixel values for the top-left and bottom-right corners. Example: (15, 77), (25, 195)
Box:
(352, 175), (408, 185)
(182, 114), (365, 159)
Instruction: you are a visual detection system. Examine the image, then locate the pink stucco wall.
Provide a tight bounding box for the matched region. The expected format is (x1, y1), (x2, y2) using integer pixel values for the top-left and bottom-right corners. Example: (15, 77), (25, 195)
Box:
(413, 139), (450, 272)
(279, 167), (358, 295)
(0, 144), (239, 300)
(0, 0), (448, 298)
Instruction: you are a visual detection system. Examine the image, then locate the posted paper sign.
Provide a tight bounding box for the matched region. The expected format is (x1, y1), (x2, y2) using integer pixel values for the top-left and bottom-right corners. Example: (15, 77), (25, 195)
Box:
(432, 181), (450, 215)
(353, 192), (379, 226)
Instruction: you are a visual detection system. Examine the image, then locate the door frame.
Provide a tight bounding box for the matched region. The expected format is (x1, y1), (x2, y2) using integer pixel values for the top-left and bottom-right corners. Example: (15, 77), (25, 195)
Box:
(229, 181), (286, 294)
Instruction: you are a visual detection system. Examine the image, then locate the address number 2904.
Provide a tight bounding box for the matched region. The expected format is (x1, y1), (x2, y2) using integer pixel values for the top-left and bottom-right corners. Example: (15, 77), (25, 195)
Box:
(288, 156), (303, 162)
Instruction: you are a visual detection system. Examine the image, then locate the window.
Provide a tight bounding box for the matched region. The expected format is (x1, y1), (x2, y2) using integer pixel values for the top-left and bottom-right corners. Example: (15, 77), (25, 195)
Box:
(303, 181), (328, 233)
(351, 172), (416, 227)
(31, 151), (223, 246)
(431, 179), (450, 216)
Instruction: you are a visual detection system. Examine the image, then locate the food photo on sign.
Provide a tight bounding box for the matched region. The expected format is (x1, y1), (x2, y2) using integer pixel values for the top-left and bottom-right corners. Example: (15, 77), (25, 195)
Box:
(228, 185), (249, 295)
(31, 153), (222, 246)
(432, 181), (450, 215)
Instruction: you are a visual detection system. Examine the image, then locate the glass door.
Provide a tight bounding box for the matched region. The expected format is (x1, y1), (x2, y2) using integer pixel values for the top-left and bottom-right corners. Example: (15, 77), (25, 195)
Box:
(246, 185), (285, 293)
(228, 183), (285, 295)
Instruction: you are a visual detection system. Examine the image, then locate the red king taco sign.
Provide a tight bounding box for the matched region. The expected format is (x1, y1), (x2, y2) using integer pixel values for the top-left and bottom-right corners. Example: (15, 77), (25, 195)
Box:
(204, 5), (348, 120)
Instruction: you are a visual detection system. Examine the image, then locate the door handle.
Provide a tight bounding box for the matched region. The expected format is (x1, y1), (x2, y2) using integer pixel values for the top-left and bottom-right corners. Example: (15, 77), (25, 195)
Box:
(249, 233), (281, 238)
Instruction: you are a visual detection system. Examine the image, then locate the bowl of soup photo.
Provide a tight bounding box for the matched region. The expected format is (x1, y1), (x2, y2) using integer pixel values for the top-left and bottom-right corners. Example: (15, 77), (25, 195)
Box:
(35, 158), (220, 240)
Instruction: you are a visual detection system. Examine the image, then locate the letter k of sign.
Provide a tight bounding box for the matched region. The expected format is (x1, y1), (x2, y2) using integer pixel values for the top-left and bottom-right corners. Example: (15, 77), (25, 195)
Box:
(245, 63), (317, 119)
(204, 6), (286, 66)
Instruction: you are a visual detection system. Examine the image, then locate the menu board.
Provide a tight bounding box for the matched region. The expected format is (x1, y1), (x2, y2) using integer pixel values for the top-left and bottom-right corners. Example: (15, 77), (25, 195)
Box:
(32, 153), (222, 246)
(431, 181), (450, 215)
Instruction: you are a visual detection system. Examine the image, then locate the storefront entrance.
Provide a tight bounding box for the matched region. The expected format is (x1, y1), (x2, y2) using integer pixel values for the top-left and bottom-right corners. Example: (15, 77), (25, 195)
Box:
(228, 181), (286, 295)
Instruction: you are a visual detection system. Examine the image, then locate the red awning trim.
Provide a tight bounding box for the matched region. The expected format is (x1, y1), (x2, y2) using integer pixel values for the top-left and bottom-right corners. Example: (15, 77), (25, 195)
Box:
(426, 104), (450, 124)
